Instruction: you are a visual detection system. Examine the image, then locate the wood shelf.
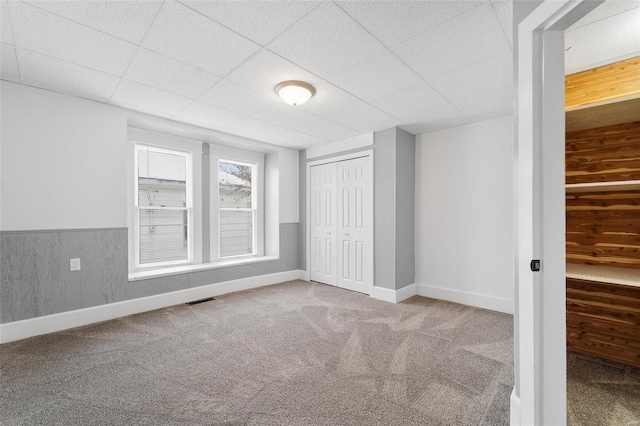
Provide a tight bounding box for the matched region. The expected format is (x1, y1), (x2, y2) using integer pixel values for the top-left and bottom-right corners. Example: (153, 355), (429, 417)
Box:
(566, 56), (640, 110)
(566, 180), (640, 193)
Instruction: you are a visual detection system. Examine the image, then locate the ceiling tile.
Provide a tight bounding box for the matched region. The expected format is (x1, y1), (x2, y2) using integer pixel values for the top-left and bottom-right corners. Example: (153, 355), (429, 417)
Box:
(297, 118), (360, 141)
(565, 8), (640, 73)
(369, 83), (451, 123)
(126, 49), (219, 99)
(450, 84), (513, 119)
(429, 52), (512, 101)
(229, 117), (323, 147)
(268, 2), (385, 79)
(144, 1), (260, 77)
(1, 42), (20, 82)
(110, 100), (174, 120)
(199, 79), (277, 116)
(1, 0), (14, 45)
(111, 80), (193, 116)
(490, 0), (513, 48)
(230, 117), (290, 138)
(176, 101), (245, 129)
(180, 0), (321, 46)
(298, 81), (361, 117)
(337, 1), (484, 48)
(400, 113), (471, 135)
(20, 50), (120, 102)
(12, 1), (137, 76)
(22, 0), (163, 44)
(329, 51), (422, 102)
(569, 0), (640, 30)
(328, 103), (402, 133)
(276, 129), (327, 149)
(393, 3), (509, 80)
(225, 50), (321, 101)
(252, 103), (318, 129)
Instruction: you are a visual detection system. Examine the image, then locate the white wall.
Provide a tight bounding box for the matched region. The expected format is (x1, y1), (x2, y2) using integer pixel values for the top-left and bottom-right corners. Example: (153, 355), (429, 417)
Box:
(1, 82), (300, 232)
(415, 115), (514, 313)
(1, 81), (128, 230)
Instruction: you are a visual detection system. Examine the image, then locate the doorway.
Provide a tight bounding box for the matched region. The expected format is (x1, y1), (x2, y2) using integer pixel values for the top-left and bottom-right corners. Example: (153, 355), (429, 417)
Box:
(309, 154), (373, 295)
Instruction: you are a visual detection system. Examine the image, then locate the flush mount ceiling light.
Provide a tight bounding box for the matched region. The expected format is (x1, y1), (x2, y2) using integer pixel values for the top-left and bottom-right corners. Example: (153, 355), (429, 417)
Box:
(275, 80), (315, 106)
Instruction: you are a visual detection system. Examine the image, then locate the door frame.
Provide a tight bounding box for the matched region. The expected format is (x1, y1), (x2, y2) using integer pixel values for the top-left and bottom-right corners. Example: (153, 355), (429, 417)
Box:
(513, 1), (602, 425)
(306, 150), (374, 294)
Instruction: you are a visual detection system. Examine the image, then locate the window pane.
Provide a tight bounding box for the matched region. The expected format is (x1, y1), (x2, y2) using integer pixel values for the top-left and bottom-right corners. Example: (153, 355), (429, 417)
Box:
(219, 161), (252, 208)
(139, 209), (188, 264)
(138, 147), (186, 207)
(220, 210), (253, 257)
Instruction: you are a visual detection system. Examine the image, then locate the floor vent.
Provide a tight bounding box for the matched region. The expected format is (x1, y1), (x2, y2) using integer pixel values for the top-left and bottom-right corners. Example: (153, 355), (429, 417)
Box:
(186, 297), (215, 306)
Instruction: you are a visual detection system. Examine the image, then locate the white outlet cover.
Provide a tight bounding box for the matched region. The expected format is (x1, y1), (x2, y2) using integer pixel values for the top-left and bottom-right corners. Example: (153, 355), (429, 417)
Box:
(70, 258), (81, 271)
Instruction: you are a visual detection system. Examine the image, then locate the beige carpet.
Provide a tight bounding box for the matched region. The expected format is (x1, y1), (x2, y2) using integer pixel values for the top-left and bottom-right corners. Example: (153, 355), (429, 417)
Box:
(567, 352), (640, 426)
(1, 280), (515, 425)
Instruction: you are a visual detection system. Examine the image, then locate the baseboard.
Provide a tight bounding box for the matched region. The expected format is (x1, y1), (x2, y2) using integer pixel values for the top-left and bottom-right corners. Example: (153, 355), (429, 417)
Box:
(417, 283), (513, 314)
(510, 388), (520, 426)
(370, 283), (417, 304)
(0, 270), (305, 344)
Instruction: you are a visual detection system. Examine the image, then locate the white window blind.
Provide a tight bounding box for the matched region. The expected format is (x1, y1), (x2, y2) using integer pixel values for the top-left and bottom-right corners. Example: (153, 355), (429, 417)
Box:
(136, 146), (190, 266)
(218, 160), (255, 258)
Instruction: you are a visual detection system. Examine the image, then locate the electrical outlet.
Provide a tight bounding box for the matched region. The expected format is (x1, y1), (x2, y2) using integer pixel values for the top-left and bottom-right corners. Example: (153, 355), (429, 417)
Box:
(70, 258), (81, 271)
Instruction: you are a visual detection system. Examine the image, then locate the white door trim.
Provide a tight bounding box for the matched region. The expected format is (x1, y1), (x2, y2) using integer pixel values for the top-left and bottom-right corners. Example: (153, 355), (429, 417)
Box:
(514, 1), (602, 425)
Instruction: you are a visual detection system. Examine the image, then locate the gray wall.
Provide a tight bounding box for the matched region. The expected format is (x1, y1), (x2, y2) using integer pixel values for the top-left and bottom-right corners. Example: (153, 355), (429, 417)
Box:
(394, 127), (416, 288)
(298, 149), (307, 271)
(374, 128), (398, 290)
(373, 127), (416, 291)
(1, 224), (299, 323)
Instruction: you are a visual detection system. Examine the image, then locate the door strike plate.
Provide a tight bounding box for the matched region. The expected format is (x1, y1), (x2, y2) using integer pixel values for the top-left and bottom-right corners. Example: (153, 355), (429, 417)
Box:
(530, 259), (541, 272)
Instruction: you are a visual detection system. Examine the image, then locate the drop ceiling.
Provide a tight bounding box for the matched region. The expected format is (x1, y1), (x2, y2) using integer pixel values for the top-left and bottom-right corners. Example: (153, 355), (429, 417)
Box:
(0, 1), (637, 149)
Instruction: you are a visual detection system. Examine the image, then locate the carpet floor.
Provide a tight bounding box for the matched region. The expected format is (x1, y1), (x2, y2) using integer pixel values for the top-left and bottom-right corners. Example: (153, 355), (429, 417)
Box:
(2, 280), (637, 425)
(567, 352), (640, 426)
(1, 280), (514, 425)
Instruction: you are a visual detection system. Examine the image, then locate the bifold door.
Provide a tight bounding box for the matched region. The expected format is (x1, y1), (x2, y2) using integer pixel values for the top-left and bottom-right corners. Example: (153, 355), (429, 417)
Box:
(310, 156), (372, 294)
(310, 162), (337, 286)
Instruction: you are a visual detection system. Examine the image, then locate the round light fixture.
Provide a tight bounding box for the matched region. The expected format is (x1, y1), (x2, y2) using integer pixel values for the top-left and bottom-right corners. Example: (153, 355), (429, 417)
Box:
(275, 80), (315, 106)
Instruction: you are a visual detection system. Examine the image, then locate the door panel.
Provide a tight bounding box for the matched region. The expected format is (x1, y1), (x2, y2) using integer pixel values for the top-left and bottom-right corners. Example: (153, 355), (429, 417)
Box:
(310, 163), (337, 285)
(337, 157), (372, 294)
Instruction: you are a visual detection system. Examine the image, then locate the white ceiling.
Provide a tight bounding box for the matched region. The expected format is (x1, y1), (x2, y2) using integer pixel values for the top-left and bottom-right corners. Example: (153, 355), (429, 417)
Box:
(565, 0), (640, 74)
(0, 1), (637, 149)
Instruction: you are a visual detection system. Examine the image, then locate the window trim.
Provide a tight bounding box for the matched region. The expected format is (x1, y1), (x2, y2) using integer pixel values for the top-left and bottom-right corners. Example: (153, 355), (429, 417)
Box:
(134, 144), (193, 269)
(127, 127), (265, 276)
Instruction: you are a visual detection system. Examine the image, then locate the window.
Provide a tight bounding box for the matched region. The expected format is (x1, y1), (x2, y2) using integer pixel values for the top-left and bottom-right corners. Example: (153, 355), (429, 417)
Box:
(218, 159), (256, 257)
(135, 145), (191, 267)
(129, 129), (267, 276)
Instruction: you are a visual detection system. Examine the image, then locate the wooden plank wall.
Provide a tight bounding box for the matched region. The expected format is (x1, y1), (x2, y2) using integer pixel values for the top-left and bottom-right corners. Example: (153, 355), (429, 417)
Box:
(566, 121), (640, 184)
(566, 56), (640, 110)
(566, 190), (640, 269)
(566, 121), (640, 269)
(567, 277), (640, 367)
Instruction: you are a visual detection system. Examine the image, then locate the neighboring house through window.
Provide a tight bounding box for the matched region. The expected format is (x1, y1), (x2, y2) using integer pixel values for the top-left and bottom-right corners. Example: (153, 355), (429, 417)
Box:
(135, 145), (192, 267)
(218, 159), (256, 258)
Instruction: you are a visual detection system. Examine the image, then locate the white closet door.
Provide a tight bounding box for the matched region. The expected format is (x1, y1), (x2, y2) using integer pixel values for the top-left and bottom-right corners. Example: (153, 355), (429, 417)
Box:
(337, 156), (372, 295)
(310, 162), (337, 286)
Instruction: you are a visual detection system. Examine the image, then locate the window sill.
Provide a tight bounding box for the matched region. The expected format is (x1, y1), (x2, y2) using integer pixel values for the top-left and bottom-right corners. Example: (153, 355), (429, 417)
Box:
(128, 256), (280, 282)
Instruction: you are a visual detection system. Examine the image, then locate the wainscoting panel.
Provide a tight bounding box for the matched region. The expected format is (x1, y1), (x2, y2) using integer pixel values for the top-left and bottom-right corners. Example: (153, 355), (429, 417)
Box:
(1, 224), (300, 323)
(1, 229), (127, 322)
